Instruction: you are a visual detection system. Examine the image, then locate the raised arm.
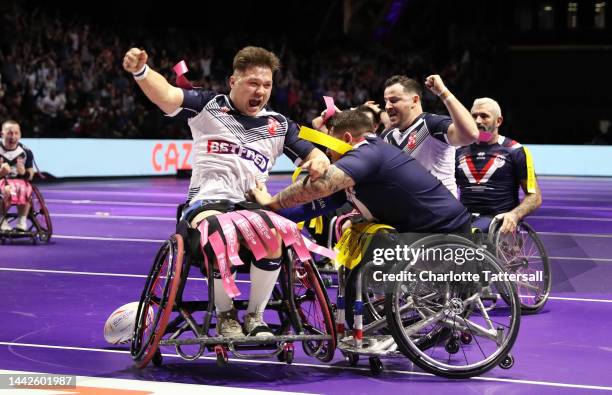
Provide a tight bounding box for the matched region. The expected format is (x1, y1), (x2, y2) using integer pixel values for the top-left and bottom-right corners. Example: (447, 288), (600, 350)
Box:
(425, 74), (478, 146)
(122, 48), (184, 114)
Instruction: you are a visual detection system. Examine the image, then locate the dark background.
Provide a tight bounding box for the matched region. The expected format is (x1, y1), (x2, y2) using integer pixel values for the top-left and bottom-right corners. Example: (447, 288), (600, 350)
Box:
(1, 0), (610, 144)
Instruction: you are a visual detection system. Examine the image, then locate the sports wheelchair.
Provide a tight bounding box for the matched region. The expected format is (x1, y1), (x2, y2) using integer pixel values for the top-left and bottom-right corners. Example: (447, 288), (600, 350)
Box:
(330, 218), (521, 378)
(130, 203), (337, 368)
(485, 217), (551, 314)
(0, 180), (52, 244)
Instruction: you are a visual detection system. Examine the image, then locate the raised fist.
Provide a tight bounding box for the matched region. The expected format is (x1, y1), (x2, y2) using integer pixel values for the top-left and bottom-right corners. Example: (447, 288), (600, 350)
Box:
(424, 74), (448, 97)
(122, 48), (148, 73)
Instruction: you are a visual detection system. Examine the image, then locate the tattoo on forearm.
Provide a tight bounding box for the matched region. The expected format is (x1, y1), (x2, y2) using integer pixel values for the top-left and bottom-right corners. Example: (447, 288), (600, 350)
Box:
(277, 166), (354, 209)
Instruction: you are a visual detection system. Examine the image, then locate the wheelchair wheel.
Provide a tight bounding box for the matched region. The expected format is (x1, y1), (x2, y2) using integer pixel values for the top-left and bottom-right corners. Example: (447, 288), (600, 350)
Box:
(385, 234), (520, 379)
(30, 185), (52, 243)
(131, 234), (184, 368)
(493, 221), (551, 314)
(292, 257), (336, 363)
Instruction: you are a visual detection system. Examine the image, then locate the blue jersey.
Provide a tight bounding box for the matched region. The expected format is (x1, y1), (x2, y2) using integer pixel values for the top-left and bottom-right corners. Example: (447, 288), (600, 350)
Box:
(0, 143), (34, 179)
(332, 135), (469, 233)
(455, 135), (529, 215)
(381, 112), (457, 196)
(167, 89), (314, 203)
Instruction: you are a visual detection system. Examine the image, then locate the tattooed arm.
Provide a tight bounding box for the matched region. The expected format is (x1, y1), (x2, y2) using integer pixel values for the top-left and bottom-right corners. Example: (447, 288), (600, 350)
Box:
(251, 166), (355, 210)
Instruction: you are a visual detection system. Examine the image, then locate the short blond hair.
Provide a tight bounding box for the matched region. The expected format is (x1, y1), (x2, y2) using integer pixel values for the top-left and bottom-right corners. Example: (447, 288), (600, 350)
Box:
(2, 119), (19, 130)
(472, 98), (502, 118)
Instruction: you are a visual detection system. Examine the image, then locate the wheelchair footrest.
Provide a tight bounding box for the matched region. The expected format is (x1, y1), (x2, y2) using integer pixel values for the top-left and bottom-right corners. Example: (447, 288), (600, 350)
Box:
(338, 335), (404, 358)
(160, 333), (332, 347)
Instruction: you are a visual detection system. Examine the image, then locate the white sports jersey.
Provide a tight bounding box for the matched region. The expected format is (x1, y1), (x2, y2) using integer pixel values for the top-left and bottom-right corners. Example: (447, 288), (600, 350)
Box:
(168, 90), (313, 203)
(381, 112), (457, 197)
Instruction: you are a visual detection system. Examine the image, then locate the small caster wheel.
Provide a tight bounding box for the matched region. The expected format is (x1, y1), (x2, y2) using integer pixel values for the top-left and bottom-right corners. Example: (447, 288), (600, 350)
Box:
(460, 332), (472, 345)
(368, 357), (383, 376)
(346, 353), (359, 367)
(283, 343), (294, 365)
(322, 275), (333, 288)
(445, 339), (460, 354)
(499, 354), (514, 369)
(215, 345), (228, 367)
(152, 349), (163, 367)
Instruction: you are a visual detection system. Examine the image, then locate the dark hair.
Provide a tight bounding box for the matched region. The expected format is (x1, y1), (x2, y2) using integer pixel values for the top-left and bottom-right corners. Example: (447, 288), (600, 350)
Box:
(384, 75), (422, 98)
(329, 110), (374, 138)
(354, 105), (381, 126)
(233, 46), (281, 73)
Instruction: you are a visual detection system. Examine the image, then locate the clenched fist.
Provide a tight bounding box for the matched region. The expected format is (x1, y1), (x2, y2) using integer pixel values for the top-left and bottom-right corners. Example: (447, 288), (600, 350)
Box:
(122, 48), (148, 73)
(424, 74), (448, 97)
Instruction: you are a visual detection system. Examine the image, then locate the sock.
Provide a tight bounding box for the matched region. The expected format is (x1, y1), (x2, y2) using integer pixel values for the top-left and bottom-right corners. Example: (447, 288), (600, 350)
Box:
(17, 215), (27, 228)
(247, 262), (281, 314)
(213, 273), (235, 313)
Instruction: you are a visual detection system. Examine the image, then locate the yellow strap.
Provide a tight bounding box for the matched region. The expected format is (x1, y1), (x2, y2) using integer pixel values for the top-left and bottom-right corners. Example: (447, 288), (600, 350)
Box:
(523, 146), (536, 194)
(298, 126), (353, 154)
(334, 223), (395, 269)
(291, 167), (302, 183)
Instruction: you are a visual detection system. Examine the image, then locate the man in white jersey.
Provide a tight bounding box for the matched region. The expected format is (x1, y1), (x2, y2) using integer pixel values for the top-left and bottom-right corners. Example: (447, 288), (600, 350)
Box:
(123, 46), (329, 337)
(380, 75), (478, 197)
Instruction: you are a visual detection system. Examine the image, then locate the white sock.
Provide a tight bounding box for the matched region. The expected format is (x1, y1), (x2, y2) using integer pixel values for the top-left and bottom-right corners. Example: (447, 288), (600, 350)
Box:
(247, 265), (281, 314)
(17, 215), (27, 228)
(213, 273), (235, 313)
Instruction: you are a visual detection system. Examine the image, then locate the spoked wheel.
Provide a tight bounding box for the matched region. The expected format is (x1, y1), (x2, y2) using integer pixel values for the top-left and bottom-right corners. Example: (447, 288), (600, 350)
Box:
(494, 222), (551, 314)
(30, 184), (52, 243)
(292, 257), (336, 362)
(385, 234), (521, 379)
(131, 234), (184, 368)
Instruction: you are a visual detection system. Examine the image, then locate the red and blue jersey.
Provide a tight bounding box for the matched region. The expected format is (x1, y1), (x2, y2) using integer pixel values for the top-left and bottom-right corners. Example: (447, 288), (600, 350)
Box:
(455, 135), (529, 215)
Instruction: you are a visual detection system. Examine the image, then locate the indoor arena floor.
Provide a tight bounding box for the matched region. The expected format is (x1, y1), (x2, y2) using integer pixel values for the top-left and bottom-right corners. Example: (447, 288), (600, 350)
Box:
(2, 175), (612, 394)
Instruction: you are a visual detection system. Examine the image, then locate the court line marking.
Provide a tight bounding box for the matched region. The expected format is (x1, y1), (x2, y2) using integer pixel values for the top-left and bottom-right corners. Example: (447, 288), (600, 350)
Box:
(1, 342), (612, 391)
(550, 256), (612, 263)
(50, 213), (612, 223)
(531, 216), (612, 222)
(51, 213), (174, 221)
(54, 235), (164, 243)
(539, 205), (612, 211)
(539, 232), (612, 239)
(2, 267), (612, 302)
(45, 198), (177, 207)
(0, 267), (249, 283)
(41, 189), (187, 198)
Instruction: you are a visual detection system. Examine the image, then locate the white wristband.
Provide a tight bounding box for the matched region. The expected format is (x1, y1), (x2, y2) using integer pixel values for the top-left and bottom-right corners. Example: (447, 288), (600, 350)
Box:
(133, 64), (149, 80)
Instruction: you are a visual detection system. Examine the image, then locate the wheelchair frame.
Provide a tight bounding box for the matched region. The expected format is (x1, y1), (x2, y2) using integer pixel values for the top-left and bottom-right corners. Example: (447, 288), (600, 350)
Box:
(130, 218), (337, 369)
(0, 182), (52, 244)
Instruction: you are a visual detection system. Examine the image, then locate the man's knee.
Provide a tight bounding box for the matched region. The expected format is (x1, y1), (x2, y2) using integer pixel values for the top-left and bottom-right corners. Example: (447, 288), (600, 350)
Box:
(190, 210), (223, 228)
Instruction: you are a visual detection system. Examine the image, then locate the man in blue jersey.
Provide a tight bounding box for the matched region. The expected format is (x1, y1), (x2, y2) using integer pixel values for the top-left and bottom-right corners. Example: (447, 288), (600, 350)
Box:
(123, 46), (330, 338)
(381, 75), (479, 197)
(455, 98), (542, 234)
(1, 120), (36, 232)
(251, 110), (471, 234)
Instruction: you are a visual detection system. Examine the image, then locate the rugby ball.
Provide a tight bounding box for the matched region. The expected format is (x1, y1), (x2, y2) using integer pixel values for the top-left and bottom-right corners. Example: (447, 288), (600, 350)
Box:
(103, 301), (152, 344)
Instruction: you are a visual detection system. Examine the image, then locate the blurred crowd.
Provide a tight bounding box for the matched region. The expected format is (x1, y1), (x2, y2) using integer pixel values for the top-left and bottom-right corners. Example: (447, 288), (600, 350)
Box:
(0, 3), (491, 140)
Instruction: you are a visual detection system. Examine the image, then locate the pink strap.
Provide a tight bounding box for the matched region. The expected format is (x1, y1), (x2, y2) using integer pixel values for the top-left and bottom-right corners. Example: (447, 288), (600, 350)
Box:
(208, 231), (241, 298)
(227, 212), (267, 260)
(197, 220), (211, 276)
(217, 213), (245, 267)
(1, 179), (32, 205)
(303, 237), (337, 260)
(322, 96), (336, 125)
(335, 210), (359, 240)
(267, 212), (311, 262)
(238, 210), (280, 254)
(173, 60), (194, 89)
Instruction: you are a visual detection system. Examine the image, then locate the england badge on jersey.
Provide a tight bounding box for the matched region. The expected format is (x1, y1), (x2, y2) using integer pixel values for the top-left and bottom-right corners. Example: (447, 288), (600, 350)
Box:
(494, 155), (506, 168)
(268, 117), (280, 135)
(407, 133), (417, 150)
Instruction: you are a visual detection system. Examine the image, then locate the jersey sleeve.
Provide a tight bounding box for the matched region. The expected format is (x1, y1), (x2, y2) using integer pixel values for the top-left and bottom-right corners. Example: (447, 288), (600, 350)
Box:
(512, 146), (529, 182)
(165, 88), (216, 120)
(333, 144), (380, 184)
(423, 113), (452, 143)
(24, 147), (34, 169)
(282, 119), (316, 163)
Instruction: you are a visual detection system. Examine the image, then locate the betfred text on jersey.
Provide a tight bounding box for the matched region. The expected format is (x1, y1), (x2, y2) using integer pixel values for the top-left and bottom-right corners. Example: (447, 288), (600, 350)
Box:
(207, 140), (270, 172)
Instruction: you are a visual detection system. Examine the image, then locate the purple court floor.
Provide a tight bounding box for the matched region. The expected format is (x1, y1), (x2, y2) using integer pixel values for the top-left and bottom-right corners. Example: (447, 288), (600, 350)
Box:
(2, 175), (612, 394)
